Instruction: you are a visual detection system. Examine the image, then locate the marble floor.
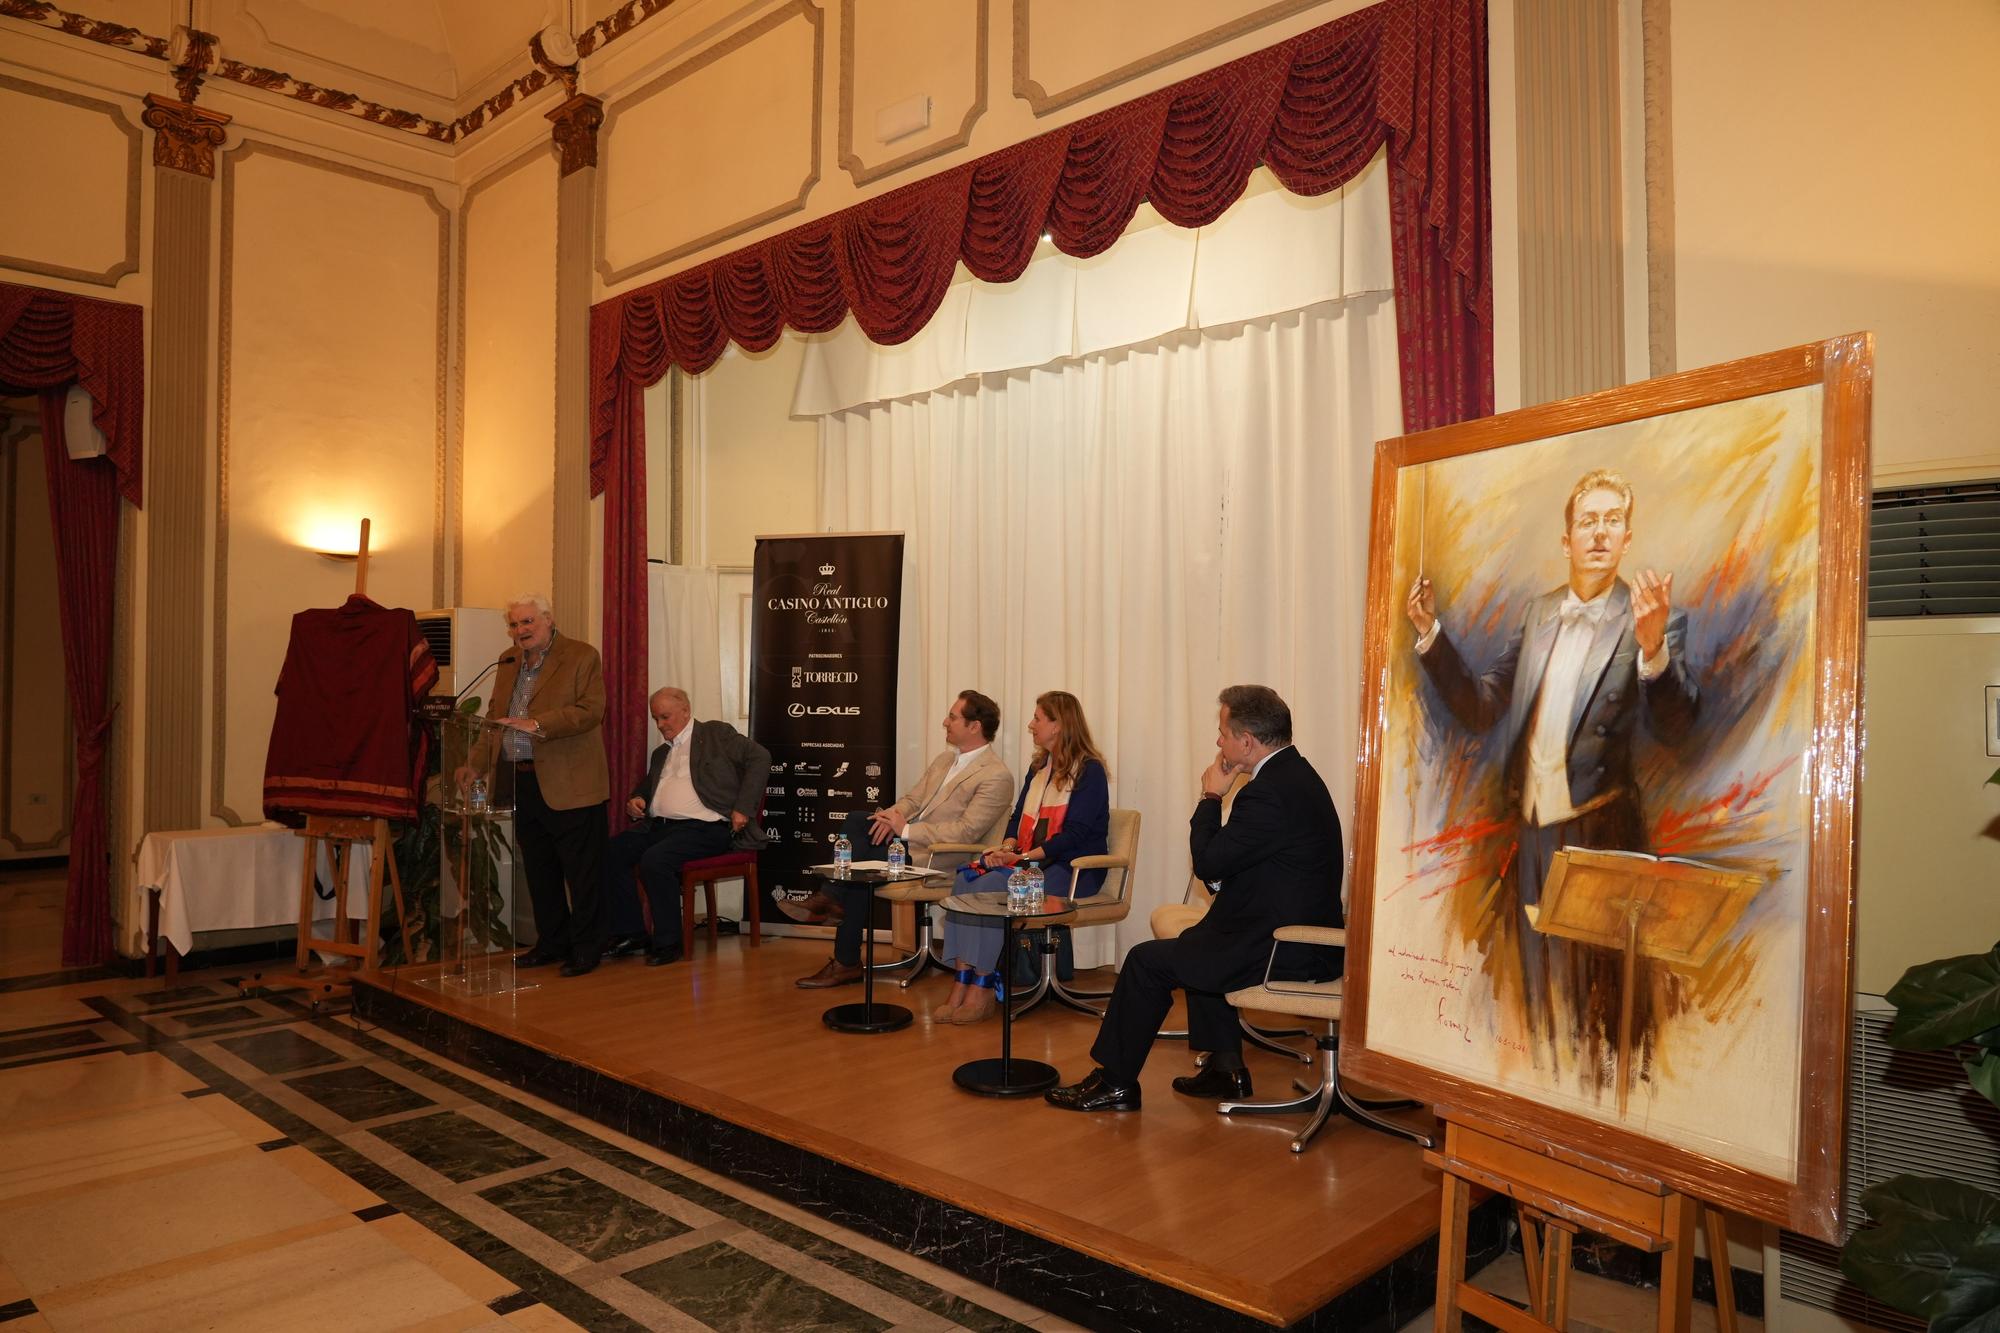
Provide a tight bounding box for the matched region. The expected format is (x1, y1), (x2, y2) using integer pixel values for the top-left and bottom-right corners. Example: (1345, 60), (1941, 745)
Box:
(0, 867), (1760, 1333)
(0, 870), (1082, 1332)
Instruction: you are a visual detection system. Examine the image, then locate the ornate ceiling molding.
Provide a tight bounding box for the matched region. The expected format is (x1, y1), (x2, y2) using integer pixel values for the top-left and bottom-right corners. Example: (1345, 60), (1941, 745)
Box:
(0, 0), (688, 147)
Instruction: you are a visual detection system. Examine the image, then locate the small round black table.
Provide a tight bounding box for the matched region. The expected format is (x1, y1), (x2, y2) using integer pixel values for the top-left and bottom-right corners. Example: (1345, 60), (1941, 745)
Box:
(816, 865), (947, 1034)
(940, 889), (1078, 1096)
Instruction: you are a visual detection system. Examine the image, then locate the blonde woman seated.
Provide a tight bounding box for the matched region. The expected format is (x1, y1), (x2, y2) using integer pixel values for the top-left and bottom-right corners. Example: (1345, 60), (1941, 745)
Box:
(935, 691), (1110, 1024)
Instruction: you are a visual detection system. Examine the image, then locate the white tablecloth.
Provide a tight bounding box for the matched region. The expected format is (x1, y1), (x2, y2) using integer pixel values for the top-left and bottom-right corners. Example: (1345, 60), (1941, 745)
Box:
(135, 824), (374, 955)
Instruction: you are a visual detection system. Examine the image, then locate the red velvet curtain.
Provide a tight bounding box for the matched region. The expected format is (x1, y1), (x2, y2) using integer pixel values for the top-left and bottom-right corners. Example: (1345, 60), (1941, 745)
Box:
(0, 282), (145, 967)
(587, 0), (1491, 816)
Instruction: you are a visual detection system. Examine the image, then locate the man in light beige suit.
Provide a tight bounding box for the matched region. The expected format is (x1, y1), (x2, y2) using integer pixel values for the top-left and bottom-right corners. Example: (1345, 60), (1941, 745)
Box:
(786, 689), (1015, 988)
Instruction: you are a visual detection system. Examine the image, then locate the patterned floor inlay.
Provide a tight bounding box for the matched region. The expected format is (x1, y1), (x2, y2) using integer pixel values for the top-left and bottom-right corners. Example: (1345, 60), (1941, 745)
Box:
(0, 980), (1054, 1332)
(373, 1110), (549, 1183)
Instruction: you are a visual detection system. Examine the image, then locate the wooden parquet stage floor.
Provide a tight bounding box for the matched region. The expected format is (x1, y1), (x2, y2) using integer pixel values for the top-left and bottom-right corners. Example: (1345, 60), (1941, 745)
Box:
(356, 935), (1449, 1329)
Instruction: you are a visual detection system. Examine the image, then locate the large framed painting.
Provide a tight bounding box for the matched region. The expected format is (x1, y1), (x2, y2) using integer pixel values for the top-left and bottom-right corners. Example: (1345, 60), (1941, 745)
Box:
(1342, 335), (1871, 1242)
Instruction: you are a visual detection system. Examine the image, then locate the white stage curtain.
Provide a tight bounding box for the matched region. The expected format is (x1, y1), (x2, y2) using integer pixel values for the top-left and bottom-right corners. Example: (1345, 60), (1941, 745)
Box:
(793, 158), (1394, 418)
(648, 562), (724, 730)
(814, 295), (1401, 967)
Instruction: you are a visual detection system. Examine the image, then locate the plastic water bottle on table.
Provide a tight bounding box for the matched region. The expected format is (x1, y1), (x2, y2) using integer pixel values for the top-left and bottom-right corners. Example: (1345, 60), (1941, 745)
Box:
(833, 832), (852, 876)
(1024, 861), (1044, 911)
(886, 837), (906, 876)
(1006, 863), (1030, 915)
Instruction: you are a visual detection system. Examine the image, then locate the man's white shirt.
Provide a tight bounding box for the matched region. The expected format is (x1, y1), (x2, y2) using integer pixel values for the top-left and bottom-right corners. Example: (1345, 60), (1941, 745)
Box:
(649, 719), (722, 822)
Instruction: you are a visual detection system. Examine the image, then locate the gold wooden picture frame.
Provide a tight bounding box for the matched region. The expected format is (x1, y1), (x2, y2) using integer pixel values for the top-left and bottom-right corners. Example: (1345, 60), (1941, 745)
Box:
(1342, 334), (1871, 1242)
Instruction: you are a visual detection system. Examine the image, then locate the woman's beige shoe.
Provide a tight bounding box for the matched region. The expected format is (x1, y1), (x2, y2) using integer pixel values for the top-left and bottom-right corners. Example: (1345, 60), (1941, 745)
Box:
(949, 988), (998, 1024)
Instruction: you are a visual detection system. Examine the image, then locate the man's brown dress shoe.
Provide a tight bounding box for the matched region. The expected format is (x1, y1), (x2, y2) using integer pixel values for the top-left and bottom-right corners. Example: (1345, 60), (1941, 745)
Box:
(776, 889), (845, 925)
(794, 959), (864, 988)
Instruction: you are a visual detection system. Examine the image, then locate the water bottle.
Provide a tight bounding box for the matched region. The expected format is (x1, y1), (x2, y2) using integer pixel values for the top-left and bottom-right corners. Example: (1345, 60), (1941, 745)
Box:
(886, 837), (906, 876)
(469, 776), (488, 813)
(1006, 863), (1030, 915)
(1025, 861), (1045, 911)
(833, 832), (852, 876)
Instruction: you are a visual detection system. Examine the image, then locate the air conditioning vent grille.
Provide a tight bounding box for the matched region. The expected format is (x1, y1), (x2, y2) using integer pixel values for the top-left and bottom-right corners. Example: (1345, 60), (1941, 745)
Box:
(1869, 481), (2000, 618)
(416, 615), (453, 667)
(1777, 1004), (2000, 1330)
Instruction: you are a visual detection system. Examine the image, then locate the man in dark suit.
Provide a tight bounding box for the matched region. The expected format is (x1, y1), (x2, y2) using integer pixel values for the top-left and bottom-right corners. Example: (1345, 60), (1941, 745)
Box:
(1047, 685), (1341, 1113)
(601, 687), (770, 966)
(1406, 469), (1699, 1050)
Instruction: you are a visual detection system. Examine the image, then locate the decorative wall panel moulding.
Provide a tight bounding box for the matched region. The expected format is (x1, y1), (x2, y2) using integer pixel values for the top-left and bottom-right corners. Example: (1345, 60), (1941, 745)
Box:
(1012, 0), (1325, 116)
(838, 0), (987, 187)
(0, 74), (142, 287)
(596, 0), (823, 287)
(142, 93), (231, 176)
(212, 139), (450, 824)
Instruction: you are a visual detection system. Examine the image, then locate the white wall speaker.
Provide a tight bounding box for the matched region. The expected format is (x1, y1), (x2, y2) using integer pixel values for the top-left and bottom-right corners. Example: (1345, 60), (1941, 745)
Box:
(62, 385), (107, 460)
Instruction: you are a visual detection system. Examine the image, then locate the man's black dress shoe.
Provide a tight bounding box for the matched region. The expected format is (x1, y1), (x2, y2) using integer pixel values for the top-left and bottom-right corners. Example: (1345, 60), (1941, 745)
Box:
(1044, 1069), (1141, 1112)
(604, 934), (648, 959)
(645, 946), (682, 967)
(517, 948), (561, 968)
(1171, 1064), (1252, 1100)
(559, 956), (599, 978)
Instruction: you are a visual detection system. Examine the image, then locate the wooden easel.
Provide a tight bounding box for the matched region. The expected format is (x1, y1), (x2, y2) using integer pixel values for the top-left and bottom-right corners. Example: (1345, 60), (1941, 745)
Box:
(1429, 1112), (1738, 1333)
(244, 519), (411, 1008)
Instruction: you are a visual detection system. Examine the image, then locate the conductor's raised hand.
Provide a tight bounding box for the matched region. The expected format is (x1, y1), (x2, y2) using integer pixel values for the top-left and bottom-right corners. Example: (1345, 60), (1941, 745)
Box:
(1406, 575), (1436, 638)
(1632, 569), (1673, 658)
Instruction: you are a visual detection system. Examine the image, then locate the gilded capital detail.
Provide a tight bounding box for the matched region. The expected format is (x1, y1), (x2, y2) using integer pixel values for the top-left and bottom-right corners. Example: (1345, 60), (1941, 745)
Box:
(547, 94), (605, 176)
(143, 94), (230, 177)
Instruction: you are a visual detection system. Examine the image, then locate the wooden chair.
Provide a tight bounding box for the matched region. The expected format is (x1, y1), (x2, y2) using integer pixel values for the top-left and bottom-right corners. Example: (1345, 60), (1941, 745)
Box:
(1217, 924), (1432, 1152)
(625, 814), (765, 955)
(678, 845), (762, 951)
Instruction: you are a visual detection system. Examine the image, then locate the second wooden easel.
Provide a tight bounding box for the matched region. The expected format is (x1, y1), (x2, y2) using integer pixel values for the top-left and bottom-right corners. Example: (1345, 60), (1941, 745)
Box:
(1429, 1111), (1739, 1333)
(243, 519), (411, 1009)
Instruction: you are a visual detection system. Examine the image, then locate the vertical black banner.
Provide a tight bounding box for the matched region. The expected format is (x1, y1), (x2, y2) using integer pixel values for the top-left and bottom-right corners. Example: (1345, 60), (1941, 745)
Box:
(749, 534), (903, 921)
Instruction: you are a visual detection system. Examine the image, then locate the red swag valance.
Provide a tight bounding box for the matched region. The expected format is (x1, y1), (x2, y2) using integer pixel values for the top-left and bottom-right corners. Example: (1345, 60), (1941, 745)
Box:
(587, 0), (1491, 831)
(0, 281), (145, 507)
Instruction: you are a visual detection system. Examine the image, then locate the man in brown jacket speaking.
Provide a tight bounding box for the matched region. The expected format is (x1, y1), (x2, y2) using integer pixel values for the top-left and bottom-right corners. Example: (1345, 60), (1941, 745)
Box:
(475, 594), (610, 977)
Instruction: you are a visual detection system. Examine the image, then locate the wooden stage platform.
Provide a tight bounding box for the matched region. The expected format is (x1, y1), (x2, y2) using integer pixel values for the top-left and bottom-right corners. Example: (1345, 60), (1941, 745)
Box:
(354, 936), (1504, 1332)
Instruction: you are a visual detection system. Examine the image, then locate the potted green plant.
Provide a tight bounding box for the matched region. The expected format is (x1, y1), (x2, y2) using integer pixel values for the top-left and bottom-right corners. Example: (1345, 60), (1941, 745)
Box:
(1840, 768), (2000, 1331)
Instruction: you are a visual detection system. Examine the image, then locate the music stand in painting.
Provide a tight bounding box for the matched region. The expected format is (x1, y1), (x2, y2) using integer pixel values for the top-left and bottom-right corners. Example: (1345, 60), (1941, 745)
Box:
(1532, 849), (1761, 1116)
(1341, 334), (1870, 1243)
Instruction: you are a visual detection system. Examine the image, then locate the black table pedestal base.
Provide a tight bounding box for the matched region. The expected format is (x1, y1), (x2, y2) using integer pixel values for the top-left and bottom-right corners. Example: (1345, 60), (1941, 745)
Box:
(823, 1002), (913, 1034)
(953, 1056), (1060, 1097)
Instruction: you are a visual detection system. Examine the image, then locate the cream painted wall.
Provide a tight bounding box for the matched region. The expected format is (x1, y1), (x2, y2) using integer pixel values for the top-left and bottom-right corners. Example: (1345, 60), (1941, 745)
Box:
(1671, 0), (2000, 481)
(2, 429), (72, 859)
(212, 141), (447, 823)
(461, 145), (559, 612)
(686, 336), (819, 569)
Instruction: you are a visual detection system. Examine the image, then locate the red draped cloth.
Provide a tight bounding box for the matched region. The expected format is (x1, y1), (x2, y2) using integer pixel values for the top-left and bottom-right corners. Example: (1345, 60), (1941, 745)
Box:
(587, 0), (1491, 822)
(0, 281), (145, 967)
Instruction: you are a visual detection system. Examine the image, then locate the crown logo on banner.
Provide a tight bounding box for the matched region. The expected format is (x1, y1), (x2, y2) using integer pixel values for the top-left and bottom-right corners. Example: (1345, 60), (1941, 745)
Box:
(819, 562), (836, 576)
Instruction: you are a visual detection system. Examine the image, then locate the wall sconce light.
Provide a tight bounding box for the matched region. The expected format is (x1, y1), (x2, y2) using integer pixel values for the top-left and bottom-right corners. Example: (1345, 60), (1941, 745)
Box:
(307, 517), (371, 565)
